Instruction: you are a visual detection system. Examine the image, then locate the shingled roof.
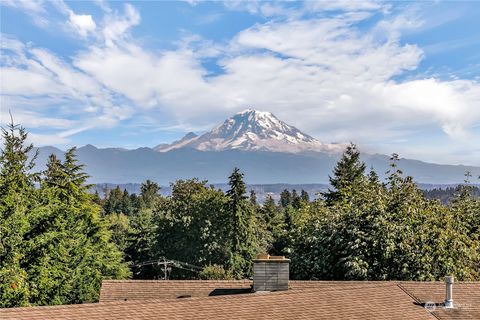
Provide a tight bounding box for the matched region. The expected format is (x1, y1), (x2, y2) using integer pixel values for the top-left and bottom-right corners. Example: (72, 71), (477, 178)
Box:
(3, 280), (480, 320)
(100, 279), (253, 302)
(399, 282), (480, 320)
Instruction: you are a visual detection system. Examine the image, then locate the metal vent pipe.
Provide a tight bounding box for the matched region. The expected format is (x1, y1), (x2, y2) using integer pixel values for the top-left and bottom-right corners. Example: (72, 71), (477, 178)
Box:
(444, 276), (454, 308)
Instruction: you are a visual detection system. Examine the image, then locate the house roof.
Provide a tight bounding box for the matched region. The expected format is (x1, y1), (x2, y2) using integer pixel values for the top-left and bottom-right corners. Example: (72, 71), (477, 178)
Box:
(100, 279), (253, 302)
(399, 282), (480, 320)
(2, 280), (479, 320)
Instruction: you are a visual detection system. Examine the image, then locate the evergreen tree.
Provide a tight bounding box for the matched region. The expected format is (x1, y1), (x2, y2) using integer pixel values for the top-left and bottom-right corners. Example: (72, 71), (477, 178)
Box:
(130, 193), (140, 211)
(279, 189), (291, 208)
(323, 143), (366, 204)
(300, 190), (310, 203)
(108, 213), (131, 252)
(103, 186), (124, 215)
(128, 207), (158, 278)
(262, 195), (284, 255)
(0, 122), (37, 307)
(140, 180), (160, 209)
(249, 189), (258, 207)
(121, 189), (135, 216)
(226, 168), (257, 278)
(92, 190), (103, 206)
(291, 152), (480, 281)
(42, 148), (91, 201)
(291, 189), (302, 209)
(25, 147), (130, 305)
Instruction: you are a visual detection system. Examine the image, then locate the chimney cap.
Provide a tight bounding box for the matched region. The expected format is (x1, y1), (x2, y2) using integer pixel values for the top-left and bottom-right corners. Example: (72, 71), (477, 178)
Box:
(253, 254), (290, 262)
(445, 276), (454, 284)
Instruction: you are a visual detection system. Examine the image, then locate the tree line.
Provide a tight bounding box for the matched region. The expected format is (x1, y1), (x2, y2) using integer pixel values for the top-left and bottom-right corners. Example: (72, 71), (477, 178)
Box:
(1, 124), (479, 307)
(424, 185), (480, 204)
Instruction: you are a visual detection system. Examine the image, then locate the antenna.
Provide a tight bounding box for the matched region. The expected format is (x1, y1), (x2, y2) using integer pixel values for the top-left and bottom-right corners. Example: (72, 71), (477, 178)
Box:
(134, 257), (202, 280)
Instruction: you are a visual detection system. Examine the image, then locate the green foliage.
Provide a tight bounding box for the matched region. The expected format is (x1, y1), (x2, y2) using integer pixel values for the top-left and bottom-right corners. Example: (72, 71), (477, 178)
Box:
(0, 123), (130, 307)
(108, 213), (131, 252)
(0, 122), (37, 307)
(106, 147), (480, 283)
(140, 180), (161, 209)
(226, 168), (258, 278)
(291, 150), (480, 281)
(261, 195), (285, 255)
(2, 122), (479, 308)
(25, 147), (131, 305)
(291, 190), (302, 209)
(128, 208), (157, 278)
(300, 190), (310, 203)
(103, 186), (125, 215)
(323, 143), (366, 205)
(152, 179), (230, 278)
(199, 264), (232, 280)
(279, 189), (291, 208)
(423, 186), (480, 204)
(249, 189), (258, 207)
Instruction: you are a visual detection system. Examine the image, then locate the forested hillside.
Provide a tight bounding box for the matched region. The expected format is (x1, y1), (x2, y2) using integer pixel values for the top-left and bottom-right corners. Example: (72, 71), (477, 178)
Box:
(424, 186), (480, 204)
(1, 124), (479, 307)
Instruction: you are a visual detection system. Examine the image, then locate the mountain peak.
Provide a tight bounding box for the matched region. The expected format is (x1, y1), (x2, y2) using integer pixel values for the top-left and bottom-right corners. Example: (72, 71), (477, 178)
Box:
(182, 132), (198, 140)
(156, 109), (344, 154)
(154, 132), (198, 152)
(80, 144), (98, 150)
(236, 108), (271, 116)
(234, 109), (276, 123)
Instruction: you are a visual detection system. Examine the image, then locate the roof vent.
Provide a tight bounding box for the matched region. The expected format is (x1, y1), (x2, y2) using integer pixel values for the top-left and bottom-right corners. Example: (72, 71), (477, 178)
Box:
(253, 254), (290, 292)
(444, 276), (454, 308)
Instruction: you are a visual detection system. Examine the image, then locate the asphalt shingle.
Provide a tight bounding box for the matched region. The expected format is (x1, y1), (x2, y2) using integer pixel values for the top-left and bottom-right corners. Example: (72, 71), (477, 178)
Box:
(1, 281), (439, 320)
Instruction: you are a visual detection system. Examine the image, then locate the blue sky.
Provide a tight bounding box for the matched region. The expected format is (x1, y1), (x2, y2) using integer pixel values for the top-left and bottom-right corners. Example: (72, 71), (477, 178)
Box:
(1, 0), (479, 165)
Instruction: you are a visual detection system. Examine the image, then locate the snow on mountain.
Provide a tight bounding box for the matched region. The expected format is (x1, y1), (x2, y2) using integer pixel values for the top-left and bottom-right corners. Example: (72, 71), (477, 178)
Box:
(156, 109), (344, 154)
(154, 132), (198, 152)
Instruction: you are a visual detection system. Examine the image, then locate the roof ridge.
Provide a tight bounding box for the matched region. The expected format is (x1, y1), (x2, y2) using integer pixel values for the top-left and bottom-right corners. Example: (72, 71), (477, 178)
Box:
(396, 283), (441, 320)
(396, 283), (421, 304)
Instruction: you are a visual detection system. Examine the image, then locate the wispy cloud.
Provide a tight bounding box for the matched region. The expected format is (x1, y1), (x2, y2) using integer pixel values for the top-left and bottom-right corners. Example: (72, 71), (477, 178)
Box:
(1, 0), (49, 27)
(1, 1), (479, 165)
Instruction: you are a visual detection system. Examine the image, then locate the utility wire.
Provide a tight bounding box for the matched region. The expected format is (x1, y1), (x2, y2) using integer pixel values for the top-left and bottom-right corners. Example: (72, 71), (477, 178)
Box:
(133, 257), (203, 279)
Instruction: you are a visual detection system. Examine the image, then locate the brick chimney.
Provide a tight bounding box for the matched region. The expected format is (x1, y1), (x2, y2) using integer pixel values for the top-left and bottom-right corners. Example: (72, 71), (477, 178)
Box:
(253, 254), (290, 292)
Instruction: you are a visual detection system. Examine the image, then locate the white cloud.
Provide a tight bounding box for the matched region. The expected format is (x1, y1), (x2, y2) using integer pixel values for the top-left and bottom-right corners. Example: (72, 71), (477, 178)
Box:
(1, 0), (49, 27)
(3, 0), (99, 39)
(1, 0), (44, 13)
(101, 3), (140, 46)
(0, 35), (131, 146)
(1, 1), (480, 164)
(68, 12), (96, 37)
(66, 3), (480, 163)
(49, 0), (97, 38)
(0, 108), (74, 129)
(305, 0), (389, 13)
(27, 132), (71, 146)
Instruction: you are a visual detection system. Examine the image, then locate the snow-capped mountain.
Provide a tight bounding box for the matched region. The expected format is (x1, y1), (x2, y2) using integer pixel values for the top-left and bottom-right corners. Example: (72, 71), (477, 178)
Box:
(33, 108), (480, 184)
(154, 132), (198, 152)
(156, 109), (344, 154)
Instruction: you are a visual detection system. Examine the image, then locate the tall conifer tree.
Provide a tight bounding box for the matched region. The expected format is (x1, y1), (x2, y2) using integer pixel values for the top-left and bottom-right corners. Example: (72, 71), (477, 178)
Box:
(323, 143), (366, 204)
(226, 168), (257, 278)
(26, 147), (130, 305)
(0, 122), (37, 307)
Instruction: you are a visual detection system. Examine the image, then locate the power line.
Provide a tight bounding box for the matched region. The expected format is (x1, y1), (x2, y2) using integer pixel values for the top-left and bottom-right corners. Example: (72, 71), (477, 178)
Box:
(133, 257), (202, 279)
